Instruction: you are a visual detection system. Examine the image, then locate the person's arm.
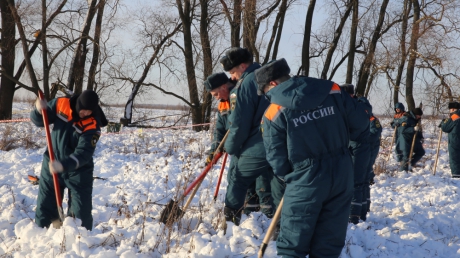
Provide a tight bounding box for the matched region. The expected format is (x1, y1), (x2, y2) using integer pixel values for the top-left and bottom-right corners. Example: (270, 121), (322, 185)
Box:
(262, 106), (291, 178)
(30, 98), (58, 127)
(441, 114), (459, 133)
(224, 78), (258, 155)
(60, 129), (100, 172)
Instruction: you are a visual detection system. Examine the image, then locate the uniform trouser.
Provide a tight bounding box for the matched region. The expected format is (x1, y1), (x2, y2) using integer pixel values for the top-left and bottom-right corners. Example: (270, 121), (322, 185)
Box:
(361, 140), (380, 220)
(349, 141), (370, 219)
(448, 143), (460, 177)
(244, 175), (273, 216)
(399, 141), (425, 171)
(277, 152), (353, 258)
(225, 155), (284, 217)
(395, 136), (403, 162)
(35, 155), (94, 230)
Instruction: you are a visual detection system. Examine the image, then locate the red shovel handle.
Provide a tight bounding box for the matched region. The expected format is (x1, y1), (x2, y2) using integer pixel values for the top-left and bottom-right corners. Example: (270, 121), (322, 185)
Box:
(38, 90), (63, 210)
(184, 152), (223, 196)
(213, 153), (228, 200)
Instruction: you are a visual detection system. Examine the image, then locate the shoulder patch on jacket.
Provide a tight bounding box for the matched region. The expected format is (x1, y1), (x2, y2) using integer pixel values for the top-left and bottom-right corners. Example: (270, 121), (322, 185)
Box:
(264, 104), (283, 122)
(451, 114), (460, 121)
(91, 134), (100, 147)
(329, 83), (341, 94)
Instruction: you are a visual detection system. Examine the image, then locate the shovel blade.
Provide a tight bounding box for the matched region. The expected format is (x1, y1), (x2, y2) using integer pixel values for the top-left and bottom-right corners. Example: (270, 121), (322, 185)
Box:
(159, 199), (184, 224)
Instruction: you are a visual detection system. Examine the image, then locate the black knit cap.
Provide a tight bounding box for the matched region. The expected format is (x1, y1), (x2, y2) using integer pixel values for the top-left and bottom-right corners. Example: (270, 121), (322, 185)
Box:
(254, 58), (290, 95)
(220, 47), (253, 71)
(76, 90), (99, 113)
(448, 102), (460, 109)
(204, 73), (229, 92)
(413, 108), (423, 116)
(340, 83), (355, 95)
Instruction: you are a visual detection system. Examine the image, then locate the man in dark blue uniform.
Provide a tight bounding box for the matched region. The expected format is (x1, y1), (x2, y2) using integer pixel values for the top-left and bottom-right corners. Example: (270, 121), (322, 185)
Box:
(391, 103), (406, 162)
(439, 102), (460, 178)
(219, 48), (284, 227)
(340, 84), (371, 225)
(399, 108), (425, 171)
(204, 72), (272, 217)
(361, 105), (382, 221)
(256, 59), (369, 258)
(30, 90), (107, 230)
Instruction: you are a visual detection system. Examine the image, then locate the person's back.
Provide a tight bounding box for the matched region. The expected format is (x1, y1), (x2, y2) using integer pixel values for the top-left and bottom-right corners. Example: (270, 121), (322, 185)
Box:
(440, 102), (460, 178)
(256, 59), (369, 258)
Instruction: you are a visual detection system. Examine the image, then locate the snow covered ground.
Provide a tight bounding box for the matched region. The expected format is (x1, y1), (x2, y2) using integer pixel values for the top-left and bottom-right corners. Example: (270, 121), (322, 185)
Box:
(0, 102), (459, 258)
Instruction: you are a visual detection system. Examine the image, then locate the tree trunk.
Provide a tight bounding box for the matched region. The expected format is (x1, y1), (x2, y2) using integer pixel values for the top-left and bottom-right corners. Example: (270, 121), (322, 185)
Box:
(219, 0), (242, 48)
(0, 0), (16, 120)
(176, 0), (202, 131)
(301, 0), (316, 76)
(405, 0), (420, 111)
(356, 0), (389, 95)
(345, 0), (358, 84)
(320, 3), (352, 80)
(41, 0), (50, 100)
(66, 0), (98, 94)
(393, 0), (411, 106)
(270, 0), (288, 61)
(243, 0), (257, 60)
(87, 0), (106, 91)
(200, 0), (213, 130)
(7, 0), (40, 92)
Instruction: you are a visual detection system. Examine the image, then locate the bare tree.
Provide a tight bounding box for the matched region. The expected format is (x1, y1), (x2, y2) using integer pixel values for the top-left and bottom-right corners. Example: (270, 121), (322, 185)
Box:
(0, 0), (16, 120)
(66, 0), (99, 94)
(345, 0), (358, 84)
(220, 0), (242, 47)
(300, 0), (316, 76)
(355, 0), (389, 95)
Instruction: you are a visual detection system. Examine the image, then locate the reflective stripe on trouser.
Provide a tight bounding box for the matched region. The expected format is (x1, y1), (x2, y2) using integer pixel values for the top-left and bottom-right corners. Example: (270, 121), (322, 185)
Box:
(276, 153), (353, 258)
(225, 155), (274, 215)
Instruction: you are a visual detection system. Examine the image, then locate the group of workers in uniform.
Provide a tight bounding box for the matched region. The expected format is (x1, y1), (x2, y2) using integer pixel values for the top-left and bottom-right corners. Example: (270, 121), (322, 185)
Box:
(30, 45), (460, 258)
(205, 47), (460, 257)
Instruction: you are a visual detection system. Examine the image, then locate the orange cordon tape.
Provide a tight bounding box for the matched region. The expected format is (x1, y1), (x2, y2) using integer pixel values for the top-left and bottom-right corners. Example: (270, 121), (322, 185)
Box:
(0, 118), (30, 123)
(0, 117), (211, 131)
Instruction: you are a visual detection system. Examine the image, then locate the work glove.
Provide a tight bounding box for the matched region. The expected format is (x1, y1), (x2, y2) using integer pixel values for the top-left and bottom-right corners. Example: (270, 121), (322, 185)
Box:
(35, 98), (47, 114)
(414, 125), (419, 131)
(49, 160), (64, 174)
(205, 152), (214, 166)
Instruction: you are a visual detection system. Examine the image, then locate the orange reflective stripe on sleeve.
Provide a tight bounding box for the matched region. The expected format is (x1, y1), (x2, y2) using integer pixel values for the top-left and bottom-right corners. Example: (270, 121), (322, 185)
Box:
(56, 98), (73, 122)
(264, 104), (282, 121)
(73, 117), (97, 133)
(451, 114), (460, 121)
(370, 116), (376, 121)
(329, 83), (341, 94)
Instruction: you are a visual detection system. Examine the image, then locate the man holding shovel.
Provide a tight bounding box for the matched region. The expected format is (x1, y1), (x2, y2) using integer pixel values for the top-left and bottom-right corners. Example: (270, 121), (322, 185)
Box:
(219, 47), (284, 227)
(204, 73), (272, 216)
(30, 90), (107, 230)
(391, 102), (406, 162)
(398, 108), (425, 172)
(256, 59), (369, 258)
